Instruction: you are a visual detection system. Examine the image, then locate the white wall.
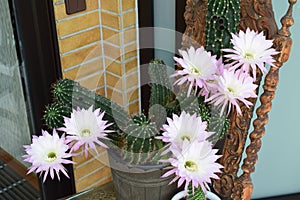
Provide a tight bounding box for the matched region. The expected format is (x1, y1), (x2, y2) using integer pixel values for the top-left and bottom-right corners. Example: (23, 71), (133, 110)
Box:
(251, 2), (300, 199)
(153, 0), (175, 68)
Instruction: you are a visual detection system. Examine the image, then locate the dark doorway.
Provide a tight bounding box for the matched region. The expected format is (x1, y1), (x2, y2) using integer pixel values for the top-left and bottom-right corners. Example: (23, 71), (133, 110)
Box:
(8, 0), (76, 199)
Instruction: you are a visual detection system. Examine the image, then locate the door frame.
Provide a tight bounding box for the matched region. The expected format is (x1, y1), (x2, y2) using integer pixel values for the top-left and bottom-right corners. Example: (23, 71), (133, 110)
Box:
(9, 0), (76, 199)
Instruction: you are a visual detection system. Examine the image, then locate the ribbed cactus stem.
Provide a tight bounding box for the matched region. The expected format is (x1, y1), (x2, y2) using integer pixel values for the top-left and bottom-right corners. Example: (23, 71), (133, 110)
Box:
(122, 114), (163, 165)
(52, 79), (131, 131)
(148, 59), (174, 127)
(43, 103), (72, 129)
(187, 185), (205, 200)
(205, 0), (240, 57)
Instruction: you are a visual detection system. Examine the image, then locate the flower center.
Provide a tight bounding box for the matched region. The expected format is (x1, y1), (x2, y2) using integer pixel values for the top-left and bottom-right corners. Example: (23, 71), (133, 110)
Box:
(244, 52), (254, 60)
(181, 135), (191, 141)
(187, 60), (201, 76)
(190, 66), (201, 75)
(228, 87), (234, 93)
(81, 129), (92, 138)
(184, 160), (198, 172)
(46, 152), (57, 162)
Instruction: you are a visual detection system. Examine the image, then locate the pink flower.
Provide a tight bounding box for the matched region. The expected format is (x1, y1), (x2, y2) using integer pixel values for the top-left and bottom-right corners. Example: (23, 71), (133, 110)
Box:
(172, 46), (219, 96)
(205, 69), (258, 116)
(223, 28), (278, 80)
(23, 130), (74, 182)
(161, 140), (223, 194)
(59, 106), (113, 158)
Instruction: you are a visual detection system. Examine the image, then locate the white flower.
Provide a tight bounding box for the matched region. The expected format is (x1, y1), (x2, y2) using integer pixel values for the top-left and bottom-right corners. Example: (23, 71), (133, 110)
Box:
(59, 106), (113, 158)
(23, 130), (74, 182)
(172, 46), (219, 96)
(156, 111), (213, 149)
(161, 140), (223, 194)
(205, 69), (258, 116)
(223, 28), (278, 80)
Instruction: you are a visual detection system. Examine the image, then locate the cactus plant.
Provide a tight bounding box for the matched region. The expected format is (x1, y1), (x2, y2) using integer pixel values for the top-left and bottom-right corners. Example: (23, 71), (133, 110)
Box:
(122, 114), (164, 165)
(43, 59), (229, 165)
(43, 103), (72, 129)
(51, 78), (130, 132)
(205, 0), (240, 57)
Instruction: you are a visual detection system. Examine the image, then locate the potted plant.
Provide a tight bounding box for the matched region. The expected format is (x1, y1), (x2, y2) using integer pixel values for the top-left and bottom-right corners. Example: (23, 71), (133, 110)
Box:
(22, 0), (280, 197)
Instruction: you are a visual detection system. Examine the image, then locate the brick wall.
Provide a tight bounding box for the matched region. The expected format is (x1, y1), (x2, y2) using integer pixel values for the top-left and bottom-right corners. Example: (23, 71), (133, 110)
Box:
(52, 0), (140, 192)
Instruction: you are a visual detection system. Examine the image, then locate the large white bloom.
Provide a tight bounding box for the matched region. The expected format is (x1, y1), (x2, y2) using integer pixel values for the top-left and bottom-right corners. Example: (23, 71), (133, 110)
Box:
(205, 69), (258, 116)
(156, 111), (213, 149)
(23, 130), (74, 182)
(161, 140), (223, 194)
(172, 46), (219, 96)
(223, 28), (278, 80)
(59, 106), (113, 158)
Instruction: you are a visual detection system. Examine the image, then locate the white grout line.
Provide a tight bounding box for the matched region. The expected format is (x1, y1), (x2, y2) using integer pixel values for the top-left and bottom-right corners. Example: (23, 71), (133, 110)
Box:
(101, 8), (136, 16)
(98, 0), (107, 98)
(56, 10), (99, 22)
(104, 55), (137, 65)
(80, 176), (112, 192)
(77, 70), (105, 82)
(102, 24), (136, 33)
(59, 25), (100, 40)
(60, 41), (101, 56)
(54, 1), (64, 5)
(62, 56), (102, 72)
(76, 165), (106, 182)
(75, 151), (107, 169)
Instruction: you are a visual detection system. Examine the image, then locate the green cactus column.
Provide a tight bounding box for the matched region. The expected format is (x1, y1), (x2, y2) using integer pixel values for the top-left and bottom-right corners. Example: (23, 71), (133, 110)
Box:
(205, 0), (240, 57)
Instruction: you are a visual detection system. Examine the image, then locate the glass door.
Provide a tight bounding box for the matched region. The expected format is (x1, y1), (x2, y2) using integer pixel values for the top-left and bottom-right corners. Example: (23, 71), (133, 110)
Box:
(0, 0), (40, 199)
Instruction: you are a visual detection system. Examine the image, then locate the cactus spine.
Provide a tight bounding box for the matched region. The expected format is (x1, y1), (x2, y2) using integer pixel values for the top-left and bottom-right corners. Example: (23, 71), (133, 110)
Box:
(43, 103), (72, 129)
(52, 79), (130, 131)
(205, 0), (240, 57)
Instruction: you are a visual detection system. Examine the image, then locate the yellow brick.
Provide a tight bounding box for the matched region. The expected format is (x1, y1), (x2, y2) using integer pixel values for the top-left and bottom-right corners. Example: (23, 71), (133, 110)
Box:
(63, 58), (103, 80)
(61, 44), (102, 70)
(126, 72), (138, 89)
(57, 12), (100, 36)
(59, 28), (100, 53)
(101, 0), (120, 13)
(124, 28), (136, 44)
(122, 0), (135, 11)
(123, 11), (136, 28)
(102, 27), (121, 46)
(101, 11), (121, 29)
(126, 88), (139, 103)
(106, 73), (123, 91)
(125, 58), (137, 73)
(124, 43), (137, 60)
(106, 58), (123, 76)
(72, 149), (94, 165)
(53, 0), (98, 21)
(129, 101), (139, 115)
(76, 166), (112, 192)
(107, 87), (124, 106)
(103, 43), (122, 61)
(79, 73), (105, 90)
(95, 87), (105, 96)
(74, 159), (105, 180)
(77, 176), (112, 192)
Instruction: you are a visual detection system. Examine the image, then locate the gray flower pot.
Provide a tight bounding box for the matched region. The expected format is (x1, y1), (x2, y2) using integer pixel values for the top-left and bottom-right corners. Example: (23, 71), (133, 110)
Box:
(108, 149), (180, 200)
